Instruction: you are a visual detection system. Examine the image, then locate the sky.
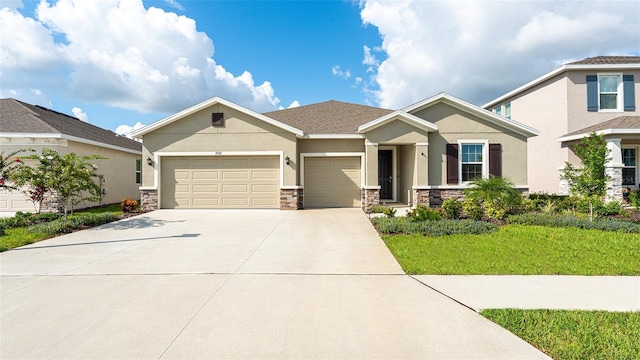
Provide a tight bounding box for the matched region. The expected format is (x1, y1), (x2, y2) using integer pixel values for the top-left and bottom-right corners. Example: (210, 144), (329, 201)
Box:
(1, 0), (639, 137)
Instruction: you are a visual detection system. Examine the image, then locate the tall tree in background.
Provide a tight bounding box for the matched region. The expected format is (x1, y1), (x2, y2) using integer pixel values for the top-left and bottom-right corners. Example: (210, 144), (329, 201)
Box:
(561, 132), (610, 222)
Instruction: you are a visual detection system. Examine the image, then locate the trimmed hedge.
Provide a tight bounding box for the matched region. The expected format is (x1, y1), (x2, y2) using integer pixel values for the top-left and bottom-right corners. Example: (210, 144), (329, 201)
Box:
(371, 217), (497, 236)
(507, 213), (640, 233)
(27, 213), (119, 235)
(0, 212), (60, 229)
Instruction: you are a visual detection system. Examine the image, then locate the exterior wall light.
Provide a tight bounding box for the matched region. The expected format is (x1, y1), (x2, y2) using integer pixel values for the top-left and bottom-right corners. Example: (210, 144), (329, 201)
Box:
(146, 157), (153, 166)
(285, 156), (290, 165)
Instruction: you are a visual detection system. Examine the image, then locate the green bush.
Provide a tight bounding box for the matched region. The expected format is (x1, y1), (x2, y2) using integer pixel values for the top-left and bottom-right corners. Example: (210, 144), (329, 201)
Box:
(628, 191), (640, 207)
(369, 204), (386, 213)
(0, 211), (60, 230)
(407, 204), (442, 221)
(441, 198), (462, 219)
(463, 198), (483, 220)
(507, 213), (640, 233)
(371, 217), (497, 236)
(382, 207), (397, 218)
(464, 176), (522, 216)
(28, 213), (119, 235)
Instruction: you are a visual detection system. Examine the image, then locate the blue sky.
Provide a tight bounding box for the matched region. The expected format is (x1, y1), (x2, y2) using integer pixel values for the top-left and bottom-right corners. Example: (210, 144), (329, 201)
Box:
(2, 0), (639, 136)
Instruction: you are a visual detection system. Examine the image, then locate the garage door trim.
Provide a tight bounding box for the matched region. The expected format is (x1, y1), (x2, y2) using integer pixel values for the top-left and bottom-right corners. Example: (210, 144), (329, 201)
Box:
(153, 151), (284, 209)
(300, 152), (365, 208)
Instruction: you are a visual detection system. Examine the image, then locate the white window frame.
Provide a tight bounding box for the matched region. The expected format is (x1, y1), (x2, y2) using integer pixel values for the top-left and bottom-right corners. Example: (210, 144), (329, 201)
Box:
(458, 139), (489, 185)
(598, 73), (623, 112)
(504, 102), (511, 119)
(622, 146), (637, 187)
(135, 159), (142, 185)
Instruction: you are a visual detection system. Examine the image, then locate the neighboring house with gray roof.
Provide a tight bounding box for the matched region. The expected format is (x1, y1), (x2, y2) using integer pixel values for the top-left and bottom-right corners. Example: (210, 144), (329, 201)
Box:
(0, 98), (142, 215)
(483, 56), (640, 200)
(131, 94), (538, 211)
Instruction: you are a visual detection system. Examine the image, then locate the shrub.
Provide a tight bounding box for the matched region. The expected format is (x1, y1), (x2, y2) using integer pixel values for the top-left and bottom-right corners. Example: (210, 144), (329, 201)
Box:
(629, 191), (640, 207)
(28, 212), (119, 235)
(407, 204), (441, 221)
(507, 213), (640, 233)
(120, 198), (138, 213)
(0, 211), (60, 230)
(369, 204), (386, 213)
(371, 217), (497, 236)
(463, 198), (483, 221)
(540, 199), (557, 215)
(464, 176), (522, 216)
(441, 198), (462, 219)
(484, 201), (506, 220)
(382, 207), (397, 218)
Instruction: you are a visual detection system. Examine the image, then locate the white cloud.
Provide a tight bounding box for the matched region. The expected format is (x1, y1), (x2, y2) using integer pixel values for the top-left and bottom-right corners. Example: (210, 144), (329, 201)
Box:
(331, 65), (351, 79)
(360, 0), (640, 109)
(71, 106), (88, 122)
(0, 0), (282, 114)
(1, 0), (23, 11)
(115, 121), (145, 139)
(278, 100), (300, 110)
(163, 0), (184, 11)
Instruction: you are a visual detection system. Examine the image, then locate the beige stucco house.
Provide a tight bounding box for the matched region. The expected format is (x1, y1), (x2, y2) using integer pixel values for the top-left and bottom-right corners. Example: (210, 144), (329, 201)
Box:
(0, 98), (142, 215)
(132, 93), (538, 211)
(483, 56), (640, 200)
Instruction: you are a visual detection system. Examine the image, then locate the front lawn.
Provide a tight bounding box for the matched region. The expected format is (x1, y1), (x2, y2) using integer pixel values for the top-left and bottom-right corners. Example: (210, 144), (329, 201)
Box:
(481, 309), (640, 360)
(0, 204), (129, 252)
(382, 224), (640, 275)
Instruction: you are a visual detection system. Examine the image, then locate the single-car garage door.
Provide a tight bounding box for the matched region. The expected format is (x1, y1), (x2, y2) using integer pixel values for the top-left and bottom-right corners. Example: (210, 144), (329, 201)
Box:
(161, 156), (279, 209)
(304, 157), (361, 208)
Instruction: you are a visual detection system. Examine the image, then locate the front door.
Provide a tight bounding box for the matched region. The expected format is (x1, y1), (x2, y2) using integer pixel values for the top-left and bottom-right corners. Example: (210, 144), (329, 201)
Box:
(378, 150), (393, 200)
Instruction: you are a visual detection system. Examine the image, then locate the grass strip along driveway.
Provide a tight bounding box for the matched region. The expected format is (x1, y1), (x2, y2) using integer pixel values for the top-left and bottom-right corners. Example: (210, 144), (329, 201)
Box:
(378, 222), (640, 360)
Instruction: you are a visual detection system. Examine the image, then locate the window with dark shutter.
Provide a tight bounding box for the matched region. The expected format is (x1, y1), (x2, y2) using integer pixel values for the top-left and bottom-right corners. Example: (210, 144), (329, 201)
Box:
(623, 75), (636, 111)
(489, 144), (502, 177)
(446, 144), (459, 184)
(586, 75), (598, 112)
(212, 112), (224, 127)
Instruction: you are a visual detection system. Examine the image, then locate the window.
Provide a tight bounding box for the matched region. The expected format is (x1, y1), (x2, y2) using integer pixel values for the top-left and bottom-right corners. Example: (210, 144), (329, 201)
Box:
(493, 103), (511, 119)
(135, 159), (142, 184)
(599, 74), (621, 110)
(504, 102), (511, 119)
(446, 141), (500, 184)
(587, 73), (635, 112)
(622, 148), (636, 186)
(461, 143), (484, 182)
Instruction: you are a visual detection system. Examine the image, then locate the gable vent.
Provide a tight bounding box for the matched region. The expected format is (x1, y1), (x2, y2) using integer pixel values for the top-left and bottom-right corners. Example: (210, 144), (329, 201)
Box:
(212, 112), (224, 127)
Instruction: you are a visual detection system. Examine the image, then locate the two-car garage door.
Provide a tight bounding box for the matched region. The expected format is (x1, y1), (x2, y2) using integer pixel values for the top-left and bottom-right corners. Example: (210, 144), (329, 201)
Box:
(161, 156), (279, 209)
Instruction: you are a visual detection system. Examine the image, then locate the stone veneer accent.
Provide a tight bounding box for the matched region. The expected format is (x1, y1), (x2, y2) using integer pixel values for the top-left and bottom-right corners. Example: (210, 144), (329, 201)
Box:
(605, 166), (623, 203)
(413, 189), (430, 207)
(280, 188), (303, 210)
(361, 188), (380, 213)
(558, 168), (570, 195)
(141, 189), (158, 211)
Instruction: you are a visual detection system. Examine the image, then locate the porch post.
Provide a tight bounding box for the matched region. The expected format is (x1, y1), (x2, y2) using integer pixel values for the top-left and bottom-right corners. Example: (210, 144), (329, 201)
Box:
(605, 138), (623, 203)
(413, 143), (430, 207)
(362, 141), (380, 212)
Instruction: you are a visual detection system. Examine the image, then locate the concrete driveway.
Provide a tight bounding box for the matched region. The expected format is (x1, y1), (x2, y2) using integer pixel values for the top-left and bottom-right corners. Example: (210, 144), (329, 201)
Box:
(1, 209), (549, 359)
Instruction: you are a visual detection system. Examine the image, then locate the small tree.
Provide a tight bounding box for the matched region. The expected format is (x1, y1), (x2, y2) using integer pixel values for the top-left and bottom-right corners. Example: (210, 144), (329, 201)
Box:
(12, 149), (105, 216)
(561, 132), (610, 222)
(0, 149), (33, 190)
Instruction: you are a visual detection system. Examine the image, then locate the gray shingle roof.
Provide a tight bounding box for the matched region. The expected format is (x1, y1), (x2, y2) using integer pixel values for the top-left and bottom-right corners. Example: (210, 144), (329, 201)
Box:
(568, 56), (640, 65)
(264, 100), (394, 134)
(0, 98), (141, 152)
(563, 116), (640, 137)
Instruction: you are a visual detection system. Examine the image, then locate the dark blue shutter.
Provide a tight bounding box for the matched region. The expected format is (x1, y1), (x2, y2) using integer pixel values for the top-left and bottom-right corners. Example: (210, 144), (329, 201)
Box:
(623, 75), (635, 111)
(586, 75), (598, 112)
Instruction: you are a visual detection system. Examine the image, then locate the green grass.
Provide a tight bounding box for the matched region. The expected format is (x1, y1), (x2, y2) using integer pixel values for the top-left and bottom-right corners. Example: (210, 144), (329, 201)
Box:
(0, 204), (124, 252)
(481, 309), (640, 360)
(382, 224), (640, 275)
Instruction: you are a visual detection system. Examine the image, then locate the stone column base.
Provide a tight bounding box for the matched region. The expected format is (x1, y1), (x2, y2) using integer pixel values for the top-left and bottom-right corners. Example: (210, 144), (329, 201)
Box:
(362, 188), (380, 213)
(141, 189), (158, 211)
(280, 188), (303, 210)
(413, 189), (430, 207)
(605, 166), (623, 203)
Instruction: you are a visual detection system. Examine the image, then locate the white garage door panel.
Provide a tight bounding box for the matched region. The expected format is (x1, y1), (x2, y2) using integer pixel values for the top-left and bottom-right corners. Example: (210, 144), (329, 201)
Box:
(161, 156), (279, 209)
(304, 157), (361, 208)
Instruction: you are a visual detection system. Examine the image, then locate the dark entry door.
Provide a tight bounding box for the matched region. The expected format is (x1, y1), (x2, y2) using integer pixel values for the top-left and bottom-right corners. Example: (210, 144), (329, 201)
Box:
(378, 150), (393, 200)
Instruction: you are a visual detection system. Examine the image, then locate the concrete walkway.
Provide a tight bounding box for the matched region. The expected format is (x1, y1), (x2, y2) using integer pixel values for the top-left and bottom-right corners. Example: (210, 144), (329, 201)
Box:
(0, 209), (551, 359)
(414, 275), (640, 312)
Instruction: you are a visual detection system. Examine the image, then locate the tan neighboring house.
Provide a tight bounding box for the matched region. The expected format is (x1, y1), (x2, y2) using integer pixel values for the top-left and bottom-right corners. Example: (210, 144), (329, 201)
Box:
(131, 93), (538, 211)
(0, 98), (142, 215)
(483, 56), (640, 200)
